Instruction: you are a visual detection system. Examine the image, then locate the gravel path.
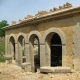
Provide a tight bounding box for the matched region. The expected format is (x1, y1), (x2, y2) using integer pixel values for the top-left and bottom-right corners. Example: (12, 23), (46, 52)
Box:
(0, 63), (80, 80)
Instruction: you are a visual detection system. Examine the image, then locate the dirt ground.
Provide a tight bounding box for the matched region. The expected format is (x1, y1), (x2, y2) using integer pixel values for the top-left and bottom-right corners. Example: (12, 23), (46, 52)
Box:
(0, 63), (80, 80)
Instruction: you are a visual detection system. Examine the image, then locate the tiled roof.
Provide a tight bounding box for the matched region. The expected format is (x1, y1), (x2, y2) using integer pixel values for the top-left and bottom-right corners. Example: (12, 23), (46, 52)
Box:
(11, 2), (73, 25)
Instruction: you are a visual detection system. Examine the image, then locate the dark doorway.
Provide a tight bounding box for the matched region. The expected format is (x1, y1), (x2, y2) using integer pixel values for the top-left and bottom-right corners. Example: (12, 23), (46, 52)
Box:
(10, 37), (15, 60)
(51, 33), (62, 66)
(34, 36), (40, 72)
(29, 35), (40, 72)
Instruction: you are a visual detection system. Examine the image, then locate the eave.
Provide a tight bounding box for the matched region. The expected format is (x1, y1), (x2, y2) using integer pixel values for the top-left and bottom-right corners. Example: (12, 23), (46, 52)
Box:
(2, 5), (80, 30)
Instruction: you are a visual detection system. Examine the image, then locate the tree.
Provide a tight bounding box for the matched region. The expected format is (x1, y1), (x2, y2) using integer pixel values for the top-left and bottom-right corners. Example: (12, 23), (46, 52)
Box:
(0, 20), (9, 37)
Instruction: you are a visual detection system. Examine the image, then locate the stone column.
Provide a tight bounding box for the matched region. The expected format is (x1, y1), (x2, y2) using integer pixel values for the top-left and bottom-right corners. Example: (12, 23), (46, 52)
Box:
(38, 40), (40, 60)
(73, 19), (80, 70)
(8, 43), (10, 56)
(25, 43), (29, 62)
(20, 43), (31, 72)
(5, 35), (8, 56)
(10, 42), (14, 60)
(15, 43), (18, 65)
(40, 44), (46, 67)
(45, 41), (50, 66)
(29, 41), (34, 72)
(18, 42), (22, 66)
(62, 45), (66, 66)
(6, 43), (12, 63)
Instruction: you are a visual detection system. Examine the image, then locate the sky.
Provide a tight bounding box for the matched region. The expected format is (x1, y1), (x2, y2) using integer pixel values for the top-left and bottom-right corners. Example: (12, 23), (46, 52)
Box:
(0, 0), (80, 24)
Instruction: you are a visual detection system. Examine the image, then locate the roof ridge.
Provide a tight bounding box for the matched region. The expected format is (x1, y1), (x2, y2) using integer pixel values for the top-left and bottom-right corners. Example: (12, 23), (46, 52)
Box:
(11, 2), (73, 25)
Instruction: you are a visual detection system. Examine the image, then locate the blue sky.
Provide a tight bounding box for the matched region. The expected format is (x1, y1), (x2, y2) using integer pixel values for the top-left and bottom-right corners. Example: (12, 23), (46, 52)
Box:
(0, 0), (80, 24)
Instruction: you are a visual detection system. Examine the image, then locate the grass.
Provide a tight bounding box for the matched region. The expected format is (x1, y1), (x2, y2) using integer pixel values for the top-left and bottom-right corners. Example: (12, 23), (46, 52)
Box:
(0, 41), (5, 62)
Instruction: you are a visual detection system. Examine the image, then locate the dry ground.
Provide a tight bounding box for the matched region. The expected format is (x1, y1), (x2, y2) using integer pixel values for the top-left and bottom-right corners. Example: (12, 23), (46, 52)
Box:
(0, 62), (80, 80)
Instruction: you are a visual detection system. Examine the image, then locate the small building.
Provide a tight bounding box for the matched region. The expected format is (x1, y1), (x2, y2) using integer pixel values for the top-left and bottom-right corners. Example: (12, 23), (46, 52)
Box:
(3, 3), (80, 72)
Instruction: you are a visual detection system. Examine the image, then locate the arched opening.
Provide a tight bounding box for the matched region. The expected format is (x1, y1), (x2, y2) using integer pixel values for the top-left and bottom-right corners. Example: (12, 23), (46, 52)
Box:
(9, 36), (15, 62)
(45, 32), (62, 67)
(18, 35), (26, 65)
(51, 33), (62, 66)
(29, 34), (40, 72)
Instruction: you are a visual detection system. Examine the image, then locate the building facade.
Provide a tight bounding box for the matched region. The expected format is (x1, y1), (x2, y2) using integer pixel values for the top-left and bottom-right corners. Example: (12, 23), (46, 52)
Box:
(3, 3), (80, 72)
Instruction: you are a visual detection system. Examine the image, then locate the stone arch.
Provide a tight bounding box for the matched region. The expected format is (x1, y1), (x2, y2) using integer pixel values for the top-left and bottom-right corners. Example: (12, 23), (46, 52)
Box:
(8, 34), (17, 43)
(43, 27), (66, 44)
(8, 34), (17, 63)
(28, 31), (42, 72)
(43, 27), (66, 67)
(17, 33), (27, 43)
(17, 33), (27, 65)
(28, 31), (42, 43)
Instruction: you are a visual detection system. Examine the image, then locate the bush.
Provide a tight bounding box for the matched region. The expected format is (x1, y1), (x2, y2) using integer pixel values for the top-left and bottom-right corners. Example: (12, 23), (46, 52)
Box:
(0, 42), (5, 62)
(0, 57), (5, 62)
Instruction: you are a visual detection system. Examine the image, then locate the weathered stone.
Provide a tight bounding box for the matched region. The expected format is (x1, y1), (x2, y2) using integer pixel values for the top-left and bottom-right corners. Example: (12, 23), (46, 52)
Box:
(5, 56), (12, 60)
(35, 10), (48, 17)
(40, 67), (71, 73)
(53, 7), (58, 11)
(25, 15), (33, 19)
(59, 6), (64, 9)
(5, 56), (12, 64)
(18, 19), (23, 23)
(63, 2), (72, 8)
(12, 21), (16, 25)
(21, 62), (31, 72)
(3, 3), (80, 72)
(50, 9), (53, 12)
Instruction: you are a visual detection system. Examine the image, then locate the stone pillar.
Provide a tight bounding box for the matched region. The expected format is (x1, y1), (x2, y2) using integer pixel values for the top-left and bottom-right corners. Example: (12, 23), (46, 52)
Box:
(73, 19), (80, 70)
(29, 42), (34, 72)
(6, 43), (12, 63)
(38, 40), (40, 60)
(40, 44), (46, 67)
(15, 43), (18, 65)
(45, 41), (50, 66)
(5, 35), (8, 56)
(5, 36), (10, 57)
(62, 45), (66, 67)
(25, 43), (29, 62)
(8, 43), (10, 56)
(18, 42), (22, 66)
(10, 42), (14, 60)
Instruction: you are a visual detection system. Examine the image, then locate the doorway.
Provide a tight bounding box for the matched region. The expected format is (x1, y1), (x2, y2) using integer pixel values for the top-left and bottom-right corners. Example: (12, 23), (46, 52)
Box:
(51, 33), (62, 66)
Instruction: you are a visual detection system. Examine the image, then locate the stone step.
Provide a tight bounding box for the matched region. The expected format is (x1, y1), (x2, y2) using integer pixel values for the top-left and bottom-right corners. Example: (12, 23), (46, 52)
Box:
(40, 66), (72, 73)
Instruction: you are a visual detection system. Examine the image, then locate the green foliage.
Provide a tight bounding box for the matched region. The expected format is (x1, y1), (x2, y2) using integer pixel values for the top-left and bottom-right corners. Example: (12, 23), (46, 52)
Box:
(22, 50), (25, 56)
(0, 42), (5, 62)
(34, 51), (38, 55)
(0, 20), (9, 37)
(0, 20), (8, 61)
(0, 42), (5, 53)
(0, 56), (5, 62)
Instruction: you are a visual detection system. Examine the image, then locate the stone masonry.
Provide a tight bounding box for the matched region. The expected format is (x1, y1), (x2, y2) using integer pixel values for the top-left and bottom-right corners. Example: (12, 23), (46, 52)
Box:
(2, 3), (80, 72)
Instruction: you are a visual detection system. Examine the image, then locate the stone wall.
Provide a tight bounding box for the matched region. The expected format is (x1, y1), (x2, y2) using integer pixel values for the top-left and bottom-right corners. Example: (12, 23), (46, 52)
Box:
(5, 15), (74, 69)
(73, 13), (80, 70)
(4, 2), (80, 71)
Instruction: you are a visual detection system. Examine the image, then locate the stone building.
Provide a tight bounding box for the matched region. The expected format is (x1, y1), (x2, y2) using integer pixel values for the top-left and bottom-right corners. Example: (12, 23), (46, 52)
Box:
(3, 3), (80, 72)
